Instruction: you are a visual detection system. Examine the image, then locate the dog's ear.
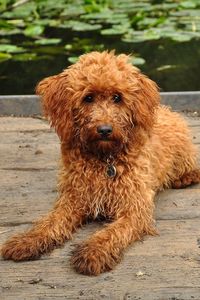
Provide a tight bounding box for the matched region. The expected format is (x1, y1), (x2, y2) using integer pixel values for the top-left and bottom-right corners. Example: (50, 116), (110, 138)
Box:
(36, 75), (58, 119)
(36, 72), (72, 141)
(132, 72), (160, 130)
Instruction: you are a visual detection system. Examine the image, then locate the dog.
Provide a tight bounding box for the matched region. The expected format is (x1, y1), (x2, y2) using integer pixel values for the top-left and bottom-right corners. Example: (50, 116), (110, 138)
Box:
(1, 51), (200, 275)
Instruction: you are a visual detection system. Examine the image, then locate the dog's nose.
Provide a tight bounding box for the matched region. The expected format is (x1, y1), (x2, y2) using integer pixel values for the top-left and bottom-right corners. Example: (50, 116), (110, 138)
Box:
(97, 124), (113, 136)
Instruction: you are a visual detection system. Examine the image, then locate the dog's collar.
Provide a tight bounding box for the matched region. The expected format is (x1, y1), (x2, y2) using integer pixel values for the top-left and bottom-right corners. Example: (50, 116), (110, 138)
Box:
(105, 155), (117, 178)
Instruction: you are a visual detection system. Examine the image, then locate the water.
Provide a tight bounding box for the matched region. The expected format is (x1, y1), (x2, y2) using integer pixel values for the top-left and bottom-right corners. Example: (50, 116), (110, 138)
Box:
(1, 34), (200, 94)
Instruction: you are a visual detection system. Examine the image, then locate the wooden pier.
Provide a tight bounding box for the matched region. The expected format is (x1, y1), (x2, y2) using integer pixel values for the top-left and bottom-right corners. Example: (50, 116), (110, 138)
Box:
(0, 115), (199, 300)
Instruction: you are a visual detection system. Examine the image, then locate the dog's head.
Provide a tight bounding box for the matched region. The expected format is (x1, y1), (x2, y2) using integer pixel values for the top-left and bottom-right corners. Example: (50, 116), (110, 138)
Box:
(36, 51), (160, 157)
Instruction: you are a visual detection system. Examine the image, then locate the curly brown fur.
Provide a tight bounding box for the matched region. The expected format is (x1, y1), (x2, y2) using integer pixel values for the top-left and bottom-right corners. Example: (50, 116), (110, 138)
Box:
(1, 51), (200, 275)
(172, 169), (200, 189)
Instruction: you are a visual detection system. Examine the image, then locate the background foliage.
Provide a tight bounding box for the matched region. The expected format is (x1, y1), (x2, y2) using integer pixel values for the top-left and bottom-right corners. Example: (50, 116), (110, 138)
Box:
(1, 0), (200, 93)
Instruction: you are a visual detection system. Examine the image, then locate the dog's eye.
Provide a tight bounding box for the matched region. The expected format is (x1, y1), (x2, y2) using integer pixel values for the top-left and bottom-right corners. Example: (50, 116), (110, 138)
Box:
(113, 94), (122, 103)
(83, 94), (94, 103)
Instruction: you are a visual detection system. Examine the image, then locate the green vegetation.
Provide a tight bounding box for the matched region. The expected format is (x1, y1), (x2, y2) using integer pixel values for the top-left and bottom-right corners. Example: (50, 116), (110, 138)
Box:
(1, 0), (200, 64)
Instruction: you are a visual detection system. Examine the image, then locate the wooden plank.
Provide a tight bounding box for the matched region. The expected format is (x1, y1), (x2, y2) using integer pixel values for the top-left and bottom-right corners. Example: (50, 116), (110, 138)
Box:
(0, 117), (49, 131)
(0, 172), (199, 226)
(0, 95), (41, 116)
(0, 219), (200, 300)
(0, 144), (59, 169)
(0, 194), (57, 226)
(182, 115), (200, 127)
(0, 116), (200, 300)
(0, 169), (57, 194)
(1, 92), (200, 116)
(0, 128), (59, 169)
(160, 91), (200, 111)
(0, 130), (59, 144)
(190, 126), (200, 144)
(155, 188), (200, 220)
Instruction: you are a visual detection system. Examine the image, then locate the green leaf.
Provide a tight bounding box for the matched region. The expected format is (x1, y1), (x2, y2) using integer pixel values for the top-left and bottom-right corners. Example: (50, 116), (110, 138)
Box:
(0, 20), (14, 30)
(138, 17), (158, 27)
(0, 44), (25, 53)
(60, 6), (85, 17)
(68, 21), (102, 31)
(33, 19), (52, 26)
(170, 9), (200, 17)
(152, 3), (179, 10)
(180, 1), (197, 8)
(160, 29), (195, 41)
(113, 1), (151, 11)
(0, 52), (12, 62)
(1, 2), (37, 18)
(170, 33), (193, 42)
(68, 56), (79, 64)
(0, 28), (22, 36)
(0, 0), (8, 12)
(131, 57), (146, 66)
(48, 20), (61, 27)
(12, 53), (37, 61)
(101, 22), (129, 35)
(24, 25), (44, 37)
(81, 11), (116, 20)
(35, 38), (61, 45)
(7, 19), (25, 27)
(64, 44), (73, 50)
(123, 29), (160, 43)
(157, 65), (178, 71)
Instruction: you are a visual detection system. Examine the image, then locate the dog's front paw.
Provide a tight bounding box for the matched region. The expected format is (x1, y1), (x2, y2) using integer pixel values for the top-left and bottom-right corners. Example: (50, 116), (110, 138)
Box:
(71, 242), (122, 275)
(1, 235), (41, 261)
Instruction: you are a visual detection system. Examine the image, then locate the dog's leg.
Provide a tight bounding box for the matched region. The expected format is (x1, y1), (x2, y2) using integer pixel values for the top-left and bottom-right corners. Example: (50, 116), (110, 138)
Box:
(71, 209), (156, 275)
(1, 196), (84, 261)
(172, 169), (200, 189)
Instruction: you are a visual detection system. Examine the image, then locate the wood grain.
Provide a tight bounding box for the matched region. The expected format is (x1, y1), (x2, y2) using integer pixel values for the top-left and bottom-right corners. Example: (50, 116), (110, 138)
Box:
(0, 116), (200, 300)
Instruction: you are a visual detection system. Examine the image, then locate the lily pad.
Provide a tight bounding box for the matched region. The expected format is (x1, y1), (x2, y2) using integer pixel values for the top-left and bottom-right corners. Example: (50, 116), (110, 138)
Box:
(70, 21), (102, 31)
(0, 52), (12, 62)
(68, 56), (79, 64)
(0, 28), (22, 36)
(35, 38), (61, 45)
(1, 2), (37, 19)
(0, 20), (14, 30)
(164, 32), (193, 42)
(170, 9), (200, 17)
(24, 25), (44, 37)
(180, 1), (197, 8)
(12, 53), (37, 61)
(131, 57), (146, 65)
(64, 44), (73, 50)
(123, 29), (161, 43)
(101, 25), (128, 35)
(60, 6), (85, 17)
(157, 65), (179, 71)
(81, 11), (118, 20)
(0, 44), (25, 53)
(7, 19), (25, 27)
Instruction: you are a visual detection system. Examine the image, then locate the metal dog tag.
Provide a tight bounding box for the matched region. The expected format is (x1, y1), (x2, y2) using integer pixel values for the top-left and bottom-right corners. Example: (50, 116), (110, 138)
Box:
(106, 164), (117, 178)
